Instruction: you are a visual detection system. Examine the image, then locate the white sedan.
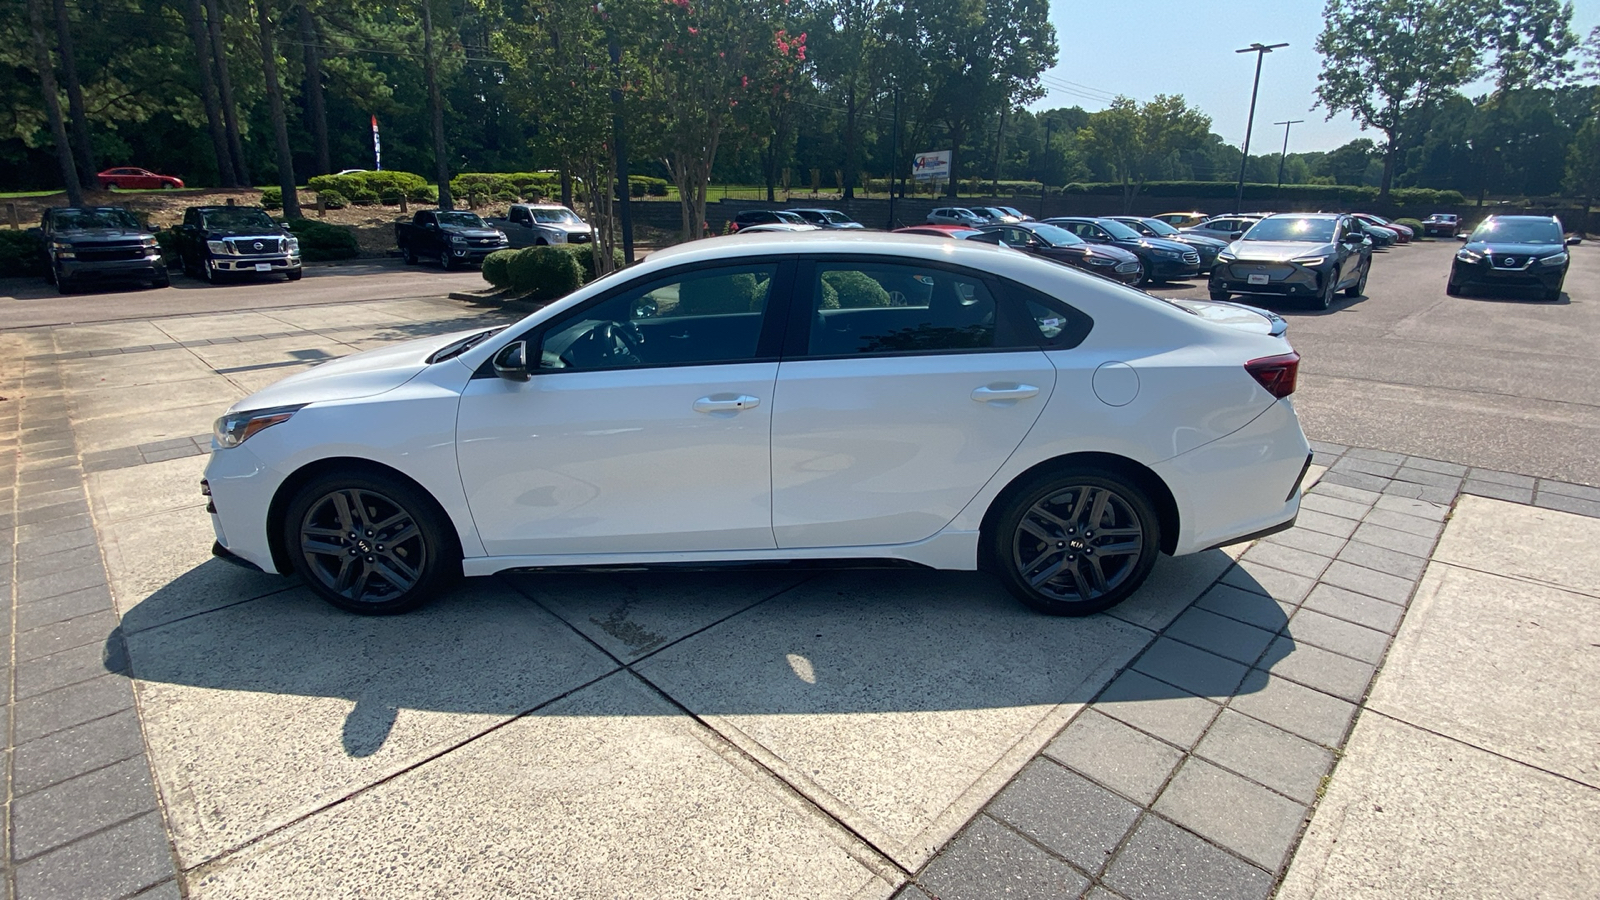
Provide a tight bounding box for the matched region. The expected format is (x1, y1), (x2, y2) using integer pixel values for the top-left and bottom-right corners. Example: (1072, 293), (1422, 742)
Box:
(203, 233), (1312, 616)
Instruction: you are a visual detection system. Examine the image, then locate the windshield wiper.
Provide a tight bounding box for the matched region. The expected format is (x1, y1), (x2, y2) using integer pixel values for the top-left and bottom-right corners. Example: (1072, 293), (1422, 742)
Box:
(428, 328), (502, 363)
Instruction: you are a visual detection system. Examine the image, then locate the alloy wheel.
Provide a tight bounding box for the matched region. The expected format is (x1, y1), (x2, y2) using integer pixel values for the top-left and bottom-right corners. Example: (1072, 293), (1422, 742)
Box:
(298, 488), (428, 605)
(1011, 484), (1145, 603)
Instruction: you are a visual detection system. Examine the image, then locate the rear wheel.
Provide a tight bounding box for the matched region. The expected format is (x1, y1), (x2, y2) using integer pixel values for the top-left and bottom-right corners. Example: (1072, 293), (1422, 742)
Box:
(1344, 261), (1368, 297)
(403, 244), (418, 265)
(284, 471), (460, 615)
(988, 469), (1161, 616)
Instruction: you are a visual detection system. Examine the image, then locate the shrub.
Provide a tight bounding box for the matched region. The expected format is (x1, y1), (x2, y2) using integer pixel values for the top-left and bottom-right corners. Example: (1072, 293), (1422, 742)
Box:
(408, 185), (438, 203)
(345, 185), (380, 206)
(492, 190), (518, 203)
(558, 244), (625, 283)
(820, 270), (890, 309)
(481, 249), (516, 289)
(506, 246), (584, 300)
(378, 186), (404, 205)
(316, 189), (348, 210)
(154, 228), (182, 265)
(1393, 217), (1424, 235)
(627, 175), (669, 197)
(283, 219), (360, 261)
(260, 186), (283, 209)
(308, 170), (427, 199)
(676, 271), (769, 315)
(0, 230), (44, 277)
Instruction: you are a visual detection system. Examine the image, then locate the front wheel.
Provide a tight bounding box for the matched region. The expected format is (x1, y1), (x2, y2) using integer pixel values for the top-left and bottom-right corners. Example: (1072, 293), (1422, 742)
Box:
(286, 268), (303, 281)
(284, 472), (460, 615)
(1208, 283), (1231, 302)
(988, 469), (1161, 616)
(439, 250), (455, 271)
(1311, 271), (1335, 310)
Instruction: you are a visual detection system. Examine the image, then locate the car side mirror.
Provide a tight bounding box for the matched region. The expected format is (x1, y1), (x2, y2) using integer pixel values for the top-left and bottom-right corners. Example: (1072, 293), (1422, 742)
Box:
(1342, 232), (1365, 244)
(1229, 231), (1243, 240)
(493, 341), (530, 382)
(1565, 236), (1581, 246)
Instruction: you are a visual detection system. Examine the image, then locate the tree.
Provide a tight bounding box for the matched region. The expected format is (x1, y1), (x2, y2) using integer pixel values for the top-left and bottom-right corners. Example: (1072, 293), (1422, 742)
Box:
(254, 0), (301, 218)
(50, 0), (96, 190)
(1078, 95), (1210, 211)
(420, 0), (454, 210)
(23, 0), (80, 204)
(1486, 0), (1577, 92)
(183, 0), (239, 186)
(1314, 0), (1483, 198)
(299, 4), (332, 177)
(207, 0), (251, 184)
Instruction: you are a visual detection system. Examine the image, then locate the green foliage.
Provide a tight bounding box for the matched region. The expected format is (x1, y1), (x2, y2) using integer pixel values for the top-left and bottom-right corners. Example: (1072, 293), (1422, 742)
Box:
(1054, 181), (1465, 206)
(346, 185), (381, 206)
(0, 230), (44, 277)
(819, 270), (890, 309)
(676, 272), (770, 315)
(154, 228), (182, 264)
(450, 173), (560, 202)
(506, 246), (584, 300)
(481, 249), (517, 289)
(557, 244), (625, 283)
(409, 185), (439, 204)
(629, 176), (669, 197)
(283, 219), (360, 261)
(307, 171), (428, 199)
(261, 187), (283, 210)
(317, 190), (349, 210)
(1393, 217), (1425, 234)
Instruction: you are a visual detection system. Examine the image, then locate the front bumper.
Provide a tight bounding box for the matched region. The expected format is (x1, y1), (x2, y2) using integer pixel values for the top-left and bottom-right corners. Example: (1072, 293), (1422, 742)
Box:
(451, 244), (509, 261)
(212, 254), (302, 274)
(204, 443), (289, 574)
(1452, 259), (1565, 291)
(1145, 255), (1202, 280)
(1211, 259), (1330, 299)
(59, 255), (165, 281)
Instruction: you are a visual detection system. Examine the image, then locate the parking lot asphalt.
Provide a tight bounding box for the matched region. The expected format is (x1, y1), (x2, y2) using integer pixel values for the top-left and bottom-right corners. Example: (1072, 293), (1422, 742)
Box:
(3, 238), (1599, 899)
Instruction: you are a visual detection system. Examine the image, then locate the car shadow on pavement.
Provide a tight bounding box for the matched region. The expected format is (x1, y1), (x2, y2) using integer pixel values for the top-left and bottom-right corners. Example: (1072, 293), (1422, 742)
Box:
(1453, 287), (1569, 305)
(102, 551), (1293, 757)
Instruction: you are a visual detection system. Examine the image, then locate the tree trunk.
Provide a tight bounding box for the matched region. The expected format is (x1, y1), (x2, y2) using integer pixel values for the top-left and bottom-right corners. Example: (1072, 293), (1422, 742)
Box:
(51, 0), (96, 190)
(254, 0), (300, 218)
(207, 0), (250, 184)
(25, 0), (81, 205)
(422, 1), (452, 210)
(299, 7), (330, 177)
(843, 82), (857, 201)
(184, 0), (236, 186)
(560, 167), (572, 209)
(944, 123), (964, 199)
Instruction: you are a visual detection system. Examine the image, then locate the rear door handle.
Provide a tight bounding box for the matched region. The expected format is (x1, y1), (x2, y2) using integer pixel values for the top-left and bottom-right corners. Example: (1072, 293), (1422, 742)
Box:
(971, 384), (1040, 403)
(693, 394), (761, 413)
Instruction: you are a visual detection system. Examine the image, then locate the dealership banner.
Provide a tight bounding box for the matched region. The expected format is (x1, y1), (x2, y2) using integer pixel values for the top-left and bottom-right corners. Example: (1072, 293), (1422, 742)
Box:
(913, 150), (951, 182)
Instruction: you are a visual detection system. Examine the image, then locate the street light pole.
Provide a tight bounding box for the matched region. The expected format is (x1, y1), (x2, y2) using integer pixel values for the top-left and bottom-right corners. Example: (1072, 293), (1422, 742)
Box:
(1274, 119), (1304, 189)
(1233, 42), (1287, 214)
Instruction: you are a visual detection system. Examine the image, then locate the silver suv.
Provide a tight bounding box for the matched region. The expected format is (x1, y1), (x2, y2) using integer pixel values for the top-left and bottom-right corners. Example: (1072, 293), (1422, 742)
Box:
(926, 207), (987, 227)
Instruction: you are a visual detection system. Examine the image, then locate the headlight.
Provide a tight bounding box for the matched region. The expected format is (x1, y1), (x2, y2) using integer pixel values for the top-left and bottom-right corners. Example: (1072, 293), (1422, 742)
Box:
(450, 235), (468, 246)
(495, 231), (509, 244)
(141, 237), (159, 249)
(51, 241), (76, 257)
(1084, 255), (1115, 266)
(286, 237), (301, 252)
(1541, 251), (1568, 266)
(1292, 256), (1326, 267)
(213, 404), (305, 449)
(1456, 249), (1482, 263)
(208, 240), (230, 255)
(1153, 248), (1181, 259)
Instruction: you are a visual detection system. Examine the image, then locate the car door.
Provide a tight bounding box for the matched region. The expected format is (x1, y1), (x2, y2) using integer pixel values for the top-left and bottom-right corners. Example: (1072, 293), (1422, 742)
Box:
(456, 260), (792, 557)
(769, 257), (1057, 548)
(1334, 219), (1362, 286)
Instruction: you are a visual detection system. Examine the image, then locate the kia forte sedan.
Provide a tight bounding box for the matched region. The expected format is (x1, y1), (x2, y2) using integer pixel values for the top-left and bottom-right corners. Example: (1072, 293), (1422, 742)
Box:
(204, 234), (1312, 617)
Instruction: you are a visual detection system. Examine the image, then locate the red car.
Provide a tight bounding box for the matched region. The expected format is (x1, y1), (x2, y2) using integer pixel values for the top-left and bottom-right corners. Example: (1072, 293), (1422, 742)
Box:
(98, 167), (184, 190)
(891, 225), (984, 239)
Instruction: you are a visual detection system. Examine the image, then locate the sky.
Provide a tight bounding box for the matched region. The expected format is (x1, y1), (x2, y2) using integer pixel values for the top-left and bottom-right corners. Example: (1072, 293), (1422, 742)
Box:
(1031, 0), (1600, 154)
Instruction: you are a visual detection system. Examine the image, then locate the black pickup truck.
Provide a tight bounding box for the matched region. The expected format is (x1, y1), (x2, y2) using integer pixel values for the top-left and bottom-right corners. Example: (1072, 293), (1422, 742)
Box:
(395, 210), (509, 269)
(175, 206), (302, 283)
(39, 206), (168, 294)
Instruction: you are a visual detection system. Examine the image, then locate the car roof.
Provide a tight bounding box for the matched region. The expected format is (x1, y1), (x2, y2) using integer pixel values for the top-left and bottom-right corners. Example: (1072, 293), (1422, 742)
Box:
(47, 205), (131, 213)
(1260, 212), (1341, 220)
(1482, 214), (1559, 223)
(192, 205), (270, 212)
(784, 208), (841, 214)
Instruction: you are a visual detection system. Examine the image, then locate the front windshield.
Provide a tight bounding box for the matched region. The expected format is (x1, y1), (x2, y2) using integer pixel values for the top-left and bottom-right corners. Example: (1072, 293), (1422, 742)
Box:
(1096, 219), (1142, 240)
(775, 211), (807, 225)
(201, 207), (277, 230)
(1243, 217), (1336, 243)
(1139, 218), (1181, 237)
(51, 208), (139, 230)
(437, 211), (486, 228)
(1471, 219), (1562, 244)
(530, 207), (580, 224)
(823, 211), (856, 224)
(1030, 224), (1084, 246)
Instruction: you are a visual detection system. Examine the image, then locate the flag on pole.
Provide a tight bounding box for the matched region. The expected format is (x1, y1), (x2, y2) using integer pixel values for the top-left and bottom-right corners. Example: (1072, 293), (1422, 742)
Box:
(372, 115), (382, 171)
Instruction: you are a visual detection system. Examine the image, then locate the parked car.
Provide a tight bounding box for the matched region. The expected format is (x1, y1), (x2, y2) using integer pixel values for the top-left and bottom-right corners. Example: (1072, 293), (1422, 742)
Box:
(784, 208), (866, 230)
(502, 204), (593, 245)
(967, 222), (1144, 284)
(396, 210), (509, 269)
(732, 223), (821, 233)
(1351, 213), (1408, 244)
(176, 206), (302, 283)
(1155, 212), (1209, 229)
(1043, 216), (1201, 283)
(891, 225), (985, 239)
(1210, 213), (1372, 310)
(38, 206), (167, 294)
(1349, 217), (1398, 248)
(974, 207), (1022, 224)
(926, 207), (988, 227)
(1108, 216), (1229, 273)
(1182, 215), (1263, 244)
(730, 210), (810, 232)
(1447, 215), (1574, 302)
(1422, 213), (1461, 238)
(97, 167), (184, 190)
(203, 233), (1311, 619)
(995, 206), (1034, 222)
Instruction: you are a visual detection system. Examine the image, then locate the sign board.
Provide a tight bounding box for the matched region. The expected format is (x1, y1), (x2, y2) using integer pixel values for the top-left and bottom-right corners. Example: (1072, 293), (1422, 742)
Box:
(912, 150), (951, 182)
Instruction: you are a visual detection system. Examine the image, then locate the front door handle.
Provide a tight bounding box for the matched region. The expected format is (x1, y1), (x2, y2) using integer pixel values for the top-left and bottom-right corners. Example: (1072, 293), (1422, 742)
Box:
(972, 384), (1040, 403)
(693, 394), (761, 413)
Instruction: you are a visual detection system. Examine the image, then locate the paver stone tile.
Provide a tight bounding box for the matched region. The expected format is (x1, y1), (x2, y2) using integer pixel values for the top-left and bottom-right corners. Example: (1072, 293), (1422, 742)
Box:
(1431, 494), (1600, 596)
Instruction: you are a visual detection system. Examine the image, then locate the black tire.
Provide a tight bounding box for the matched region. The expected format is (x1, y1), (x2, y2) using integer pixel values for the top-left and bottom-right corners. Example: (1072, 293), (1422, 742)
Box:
(287, 268), (304, 281)
(151, 270), (170, 288)
(1208, 284), (1231, 302)
(56, 272), (75, 295)
(1311, 271), (1335, 310)
(439, 250), (455, 271)
(987, 468), (1162, 617)
(283, 471), (460, 615)
(403, 245), (418, 265)
(1344, 261), (1368, 297)
(1445, 269), (1462, 296)
(1544, 284), (1563, 302)
(203, 258), (219, 284)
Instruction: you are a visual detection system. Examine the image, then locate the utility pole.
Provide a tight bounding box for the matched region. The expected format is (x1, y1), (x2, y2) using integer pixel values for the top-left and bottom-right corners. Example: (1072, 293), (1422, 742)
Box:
(1233, 42), (1287, 214)
(1273, 119), (1304, 189)
(1039, 116), (1054, 218)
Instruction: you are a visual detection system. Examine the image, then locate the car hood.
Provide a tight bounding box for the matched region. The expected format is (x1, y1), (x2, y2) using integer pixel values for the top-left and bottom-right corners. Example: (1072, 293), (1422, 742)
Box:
(225, 330), (478, 413)
(1463, 240), (1565, 258)
(1168, 299), (1286, 336)
(1225, 240), (1337, 262)
(441, 226), (505, 239)
(1082, 243), (1139, 262)
(55, 227), (154, 242)
(1170, 233), (1228, 249)
(205, 225), (287, 238)
(1120, 237), (1195, 254)
(545, 222), (591, 233)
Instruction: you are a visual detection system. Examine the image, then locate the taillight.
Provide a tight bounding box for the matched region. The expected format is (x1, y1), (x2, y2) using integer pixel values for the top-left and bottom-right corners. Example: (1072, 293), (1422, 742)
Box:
(1245, 351), (1300, 398)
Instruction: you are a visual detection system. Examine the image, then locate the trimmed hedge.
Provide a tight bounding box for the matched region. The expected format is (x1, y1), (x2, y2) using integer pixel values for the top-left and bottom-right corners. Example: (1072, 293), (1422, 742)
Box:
(1055, 180), (1467, 206)
(0, 230), (44, 277)
(1394, 217), (1424, 234)
(506, 246), (584, 300)
(481, 249), (516, 290)
(821, 270), (891, 309)
(308, 171), (428, 199)
(316, 189), (348, 210)
(283, 219), (360, 261)
(561, 244), (625, 283)
(676, 271), (769, 315)
(261, 186), (283, 210)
